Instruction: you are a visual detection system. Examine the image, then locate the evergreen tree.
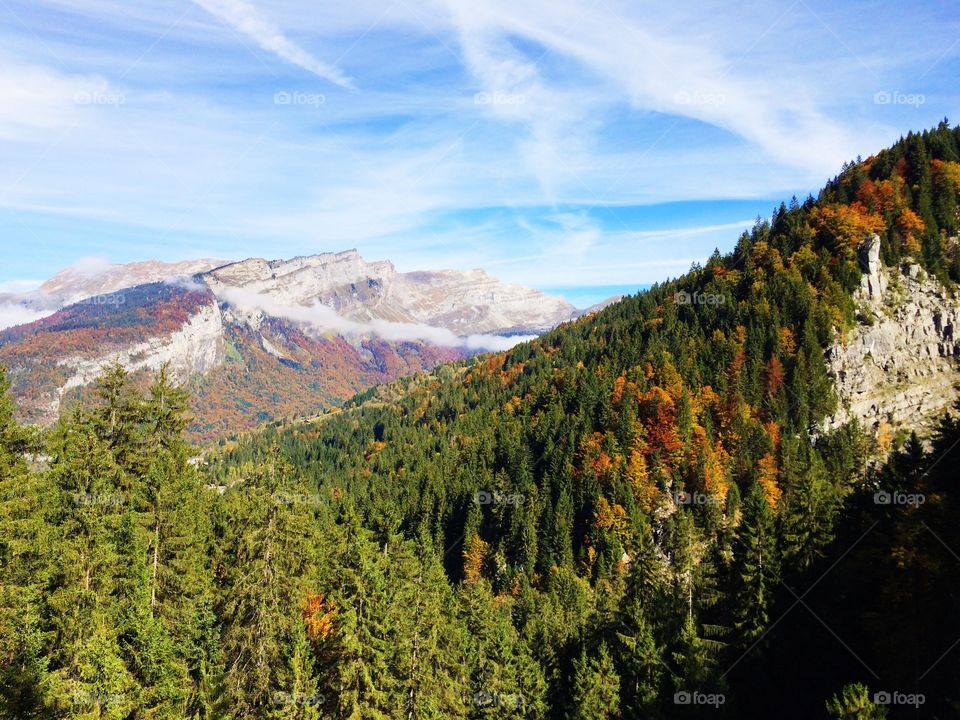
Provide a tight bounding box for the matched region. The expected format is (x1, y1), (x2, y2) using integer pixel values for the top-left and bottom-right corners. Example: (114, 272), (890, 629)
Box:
(0, 369), (48, 719)
(731, 483), (779, 646)
(568, 643), (620, 720)
(825, 684), (886, 719)
(219, 445), (320, 717)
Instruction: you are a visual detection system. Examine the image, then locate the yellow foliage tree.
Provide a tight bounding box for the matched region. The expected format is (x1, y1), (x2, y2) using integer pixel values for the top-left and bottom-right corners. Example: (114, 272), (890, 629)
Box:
(626, 446), (657, 512)
(303, 593), (338, 642)
(463, 535), (490, 584)
(756, 452), (782, 508)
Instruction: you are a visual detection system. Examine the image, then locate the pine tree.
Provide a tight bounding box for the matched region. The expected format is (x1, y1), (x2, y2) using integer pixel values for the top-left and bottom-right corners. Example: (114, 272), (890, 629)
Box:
(568, 643), (620, 720)
(0, 368), (49, 719)
(387, 535), (470, 719)
(779, 443), (840, 573)
(459, 579), (547, 719)
(614, 599), (662, 717)
(319, 518), (394, 719)
(219, 445), (320, 717)
(731, 483), (779, 646)
(825, 683), (886, 719)
(44, 410), (133, 716)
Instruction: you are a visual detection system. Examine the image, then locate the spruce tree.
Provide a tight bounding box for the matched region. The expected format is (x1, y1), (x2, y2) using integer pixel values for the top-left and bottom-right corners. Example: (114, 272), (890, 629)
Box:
(568, 643), (620, 720)
(731, 483), (779, 646)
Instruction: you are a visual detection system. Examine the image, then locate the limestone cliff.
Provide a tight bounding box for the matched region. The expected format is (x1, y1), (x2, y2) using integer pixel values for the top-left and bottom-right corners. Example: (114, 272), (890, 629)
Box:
(59, 300), (225, 395)
(824, 234), (960, 437)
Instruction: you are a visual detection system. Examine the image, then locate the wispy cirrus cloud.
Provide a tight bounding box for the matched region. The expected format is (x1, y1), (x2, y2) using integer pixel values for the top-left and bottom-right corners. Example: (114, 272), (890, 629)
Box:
(1, 0), (958, 294)
(439, 0), (864, 180)
(190, 0), (354, 88)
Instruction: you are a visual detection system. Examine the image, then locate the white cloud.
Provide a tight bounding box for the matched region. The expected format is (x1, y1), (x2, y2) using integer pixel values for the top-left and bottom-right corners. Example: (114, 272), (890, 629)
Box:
(63, 256), (113, 278)
(162, 275), (209, 292)
(0, 59), (126, 141)
(218, 287), (533, 352)
(191, 0), (354, 88)
(0, 301), (52, 331)
(439, 0), (864, 178)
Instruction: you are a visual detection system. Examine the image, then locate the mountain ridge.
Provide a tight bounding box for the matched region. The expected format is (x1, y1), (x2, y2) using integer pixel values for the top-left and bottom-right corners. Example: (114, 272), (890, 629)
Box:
(4, 123), (960, 720)
(0, 250), (605, 440)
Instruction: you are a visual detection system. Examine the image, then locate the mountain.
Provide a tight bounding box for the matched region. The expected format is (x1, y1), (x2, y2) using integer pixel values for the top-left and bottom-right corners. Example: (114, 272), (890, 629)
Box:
(36, 258), (226, 306)
(3, 124), (960, 720)
(204, 250), (577, 335)
(200, 123), (960, 717)
(0, 258), (226, 330)
(0, 250), (584, 440)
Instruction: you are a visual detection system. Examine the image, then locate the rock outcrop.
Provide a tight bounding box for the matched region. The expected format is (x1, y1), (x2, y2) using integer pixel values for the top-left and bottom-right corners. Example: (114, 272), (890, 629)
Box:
(825, 235), (960, 436)
(59, 300), (225, 394)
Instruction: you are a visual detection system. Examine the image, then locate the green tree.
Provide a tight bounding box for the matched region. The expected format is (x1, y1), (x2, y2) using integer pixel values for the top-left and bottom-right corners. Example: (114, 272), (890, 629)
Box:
(219, 446), (320, 717)
(825, 684), (886, 719)
(568, 643), (620, 720)
(731, 483), (779, 646)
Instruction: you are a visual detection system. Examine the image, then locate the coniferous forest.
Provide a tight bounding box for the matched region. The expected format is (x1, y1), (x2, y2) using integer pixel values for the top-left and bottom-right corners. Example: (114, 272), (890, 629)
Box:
(3, 123), (960, 718)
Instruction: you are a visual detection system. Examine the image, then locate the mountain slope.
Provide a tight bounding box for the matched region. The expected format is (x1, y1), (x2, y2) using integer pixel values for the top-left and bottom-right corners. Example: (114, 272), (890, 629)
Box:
(3, 124), (960, 720)
(0, 251), (584, 440)
(205, 123), (960, 717)
(37, 258), (226, 306)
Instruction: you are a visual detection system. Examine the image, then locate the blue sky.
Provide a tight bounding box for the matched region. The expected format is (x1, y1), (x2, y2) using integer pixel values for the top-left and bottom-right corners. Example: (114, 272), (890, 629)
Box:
(1, 0), (958, 305)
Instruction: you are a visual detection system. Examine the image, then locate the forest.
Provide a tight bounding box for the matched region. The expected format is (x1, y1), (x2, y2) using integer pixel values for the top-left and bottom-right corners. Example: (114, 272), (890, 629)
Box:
(2, 122), (960, 718)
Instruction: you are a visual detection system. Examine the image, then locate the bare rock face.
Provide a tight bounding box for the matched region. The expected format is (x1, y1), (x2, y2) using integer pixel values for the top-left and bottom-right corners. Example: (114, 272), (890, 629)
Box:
(857, 233), (887, 300)
(203, 249), (578, 335)
(825, 238), (960, 437)
(59, 300), (225, 395)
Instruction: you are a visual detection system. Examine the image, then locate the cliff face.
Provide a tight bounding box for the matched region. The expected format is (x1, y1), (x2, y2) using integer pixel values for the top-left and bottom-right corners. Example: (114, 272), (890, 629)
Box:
(0, 250), (592, 441)
(203, 249), (577, 335)
(59, 300), (225, 395)
(824, 235), (960, 436)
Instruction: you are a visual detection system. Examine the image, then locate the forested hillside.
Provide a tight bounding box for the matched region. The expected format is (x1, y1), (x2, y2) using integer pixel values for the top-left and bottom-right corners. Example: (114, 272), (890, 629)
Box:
(2, 123), (960, 719)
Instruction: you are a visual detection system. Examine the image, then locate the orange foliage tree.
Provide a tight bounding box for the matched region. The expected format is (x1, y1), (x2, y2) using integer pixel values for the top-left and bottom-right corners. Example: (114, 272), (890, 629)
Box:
(809, 202), (886, 255)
